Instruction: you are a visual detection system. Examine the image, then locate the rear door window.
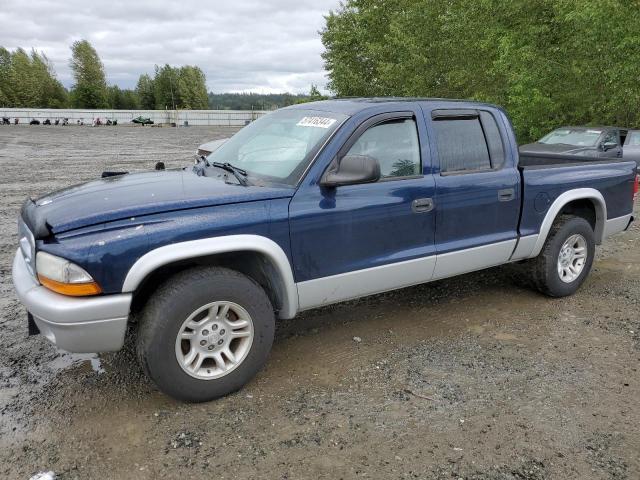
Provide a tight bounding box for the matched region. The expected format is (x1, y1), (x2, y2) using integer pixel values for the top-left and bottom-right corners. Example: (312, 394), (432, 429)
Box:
(432, 110), (504, 174)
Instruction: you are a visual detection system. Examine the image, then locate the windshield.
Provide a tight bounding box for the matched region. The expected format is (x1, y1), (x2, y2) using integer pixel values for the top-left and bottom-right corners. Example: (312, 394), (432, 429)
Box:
(625, 131), (640, 146)
(538, 128), (602, 147)
(206, 109), (347, 185)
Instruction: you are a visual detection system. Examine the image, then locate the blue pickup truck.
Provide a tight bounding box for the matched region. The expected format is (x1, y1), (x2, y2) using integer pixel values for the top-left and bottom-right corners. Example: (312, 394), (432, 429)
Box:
(13, 98), (637, 402)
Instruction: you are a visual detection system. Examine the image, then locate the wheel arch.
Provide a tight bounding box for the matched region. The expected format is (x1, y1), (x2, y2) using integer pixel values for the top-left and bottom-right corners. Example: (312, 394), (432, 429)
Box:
(530, 188), (606, 257)
(123, 235), (298, 319)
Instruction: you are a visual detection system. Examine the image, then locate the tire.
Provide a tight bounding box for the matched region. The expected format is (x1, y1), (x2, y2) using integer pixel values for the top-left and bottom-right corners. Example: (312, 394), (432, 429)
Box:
(529, 214), (595, 297)
(137, 266), (275, 402)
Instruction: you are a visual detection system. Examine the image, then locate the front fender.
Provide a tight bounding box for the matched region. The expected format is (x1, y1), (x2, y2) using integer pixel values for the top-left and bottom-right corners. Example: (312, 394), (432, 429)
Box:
(121, 234), (299, 319)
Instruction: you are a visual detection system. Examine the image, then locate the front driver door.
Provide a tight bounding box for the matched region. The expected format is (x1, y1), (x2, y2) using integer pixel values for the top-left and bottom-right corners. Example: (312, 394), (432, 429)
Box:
(289, 109), (437, 310)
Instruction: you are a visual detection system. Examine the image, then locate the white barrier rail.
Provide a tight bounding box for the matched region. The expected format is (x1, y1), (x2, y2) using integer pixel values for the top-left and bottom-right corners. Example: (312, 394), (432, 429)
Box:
(0, 108), (269, 126)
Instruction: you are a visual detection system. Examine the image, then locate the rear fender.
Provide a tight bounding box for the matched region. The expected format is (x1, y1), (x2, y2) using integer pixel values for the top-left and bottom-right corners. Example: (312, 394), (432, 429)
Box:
(530, 188), (606, 257)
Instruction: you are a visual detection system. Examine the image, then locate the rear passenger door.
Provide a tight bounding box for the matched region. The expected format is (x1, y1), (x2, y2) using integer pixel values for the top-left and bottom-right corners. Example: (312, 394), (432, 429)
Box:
(426, 108), (520, 278)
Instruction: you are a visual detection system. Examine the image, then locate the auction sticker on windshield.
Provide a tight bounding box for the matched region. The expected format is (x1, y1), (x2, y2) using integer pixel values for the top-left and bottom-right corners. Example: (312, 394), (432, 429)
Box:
(297, 117), (337, 128)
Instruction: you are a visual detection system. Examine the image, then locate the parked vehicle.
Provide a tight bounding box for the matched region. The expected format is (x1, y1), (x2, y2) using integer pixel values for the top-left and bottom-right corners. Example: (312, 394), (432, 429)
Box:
(29, 119), (40, 125)
(13, 99), (638, 402)
(131, 116), (154, 125)
(196, 138), (228, 157)
(623, 130), (640, 168)
(519, 126), (627, 158)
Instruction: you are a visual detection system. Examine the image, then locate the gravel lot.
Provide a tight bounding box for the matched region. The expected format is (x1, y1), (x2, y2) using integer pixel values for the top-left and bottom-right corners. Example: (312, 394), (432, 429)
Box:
(0, 125), (639, 480)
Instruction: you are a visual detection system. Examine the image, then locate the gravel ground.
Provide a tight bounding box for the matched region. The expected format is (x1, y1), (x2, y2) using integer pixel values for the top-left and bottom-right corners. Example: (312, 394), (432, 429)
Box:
(0, 124), (638, 480)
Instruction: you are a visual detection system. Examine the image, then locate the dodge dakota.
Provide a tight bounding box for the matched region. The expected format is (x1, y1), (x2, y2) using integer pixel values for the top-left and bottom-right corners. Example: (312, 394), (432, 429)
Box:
(13, 98), (638, 402)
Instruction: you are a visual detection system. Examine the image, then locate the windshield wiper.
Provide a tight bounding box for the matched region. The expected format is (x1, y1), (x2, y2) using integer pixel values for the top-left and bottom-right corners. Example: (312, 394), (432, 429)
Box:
(211, 162), (249, 186)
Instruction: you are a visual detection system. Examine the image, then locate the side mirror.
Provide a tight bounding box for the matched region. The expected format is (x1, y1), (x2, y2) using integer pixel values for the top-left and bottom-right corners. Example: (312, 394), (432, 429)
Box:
(320, 154), (381, 187)
(602, 141), (618, 151)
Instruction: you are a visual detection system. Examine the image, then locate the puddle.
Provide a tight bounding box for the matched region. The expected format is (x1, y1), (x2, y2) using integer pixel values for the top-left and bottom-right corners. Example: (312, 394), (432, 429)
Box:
(48, 352), (106, 375)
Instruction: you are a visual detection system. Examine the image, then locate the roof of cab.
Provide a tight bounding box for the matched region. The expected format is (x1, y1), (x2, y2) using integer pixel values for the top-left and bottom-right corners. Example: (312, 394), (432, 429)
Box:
(284, 97), (502, 116)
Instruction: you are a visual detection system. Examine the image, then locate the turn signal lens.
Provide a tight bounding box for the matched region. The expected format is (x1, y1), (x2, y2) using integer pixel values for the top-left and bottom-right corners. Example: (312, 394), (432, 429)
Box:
(633, 174), (639, 202)
(36, 251), (102, 296)
(37, 275), (102, 296)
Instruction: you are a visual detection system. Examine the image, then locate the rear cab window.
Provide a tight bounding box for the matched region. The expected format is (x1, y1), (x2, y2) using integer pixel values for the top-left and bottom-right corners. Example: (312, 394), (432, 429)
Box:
(431, 108), (506, 174)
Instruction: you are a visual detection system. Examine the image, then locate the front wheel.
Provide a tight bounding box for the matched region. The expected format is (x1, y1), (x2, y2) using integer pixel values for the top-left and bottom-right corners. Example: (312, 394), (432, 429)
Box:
(529, 214), (595, 297)
(137, 267), (275, 402)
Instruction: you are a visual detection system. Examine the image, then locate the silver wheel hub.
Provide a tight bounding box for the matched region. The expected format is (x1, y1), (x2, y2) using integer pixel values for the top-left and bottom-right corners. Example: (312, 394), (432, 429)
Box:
(175, 301), (254, 380)
(557, 234), (587, 283)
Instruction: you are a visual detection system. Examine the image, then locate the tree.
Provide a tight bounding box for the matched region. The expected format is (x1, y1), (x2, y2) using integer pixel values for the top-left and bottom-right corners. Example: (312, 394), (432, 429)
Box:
(153, 64), (179, 109)
(136, 74), (155, 109)
(152, 64), (208, 109)
(321, 0), (640, 142)
(31, 50), (68, 107)
(0, 47), (12, 106)
(121, 89), (140, 109)
(177, 66), (208, 109)
(69, 40), (108, 108)
(6, 48), (40, 107)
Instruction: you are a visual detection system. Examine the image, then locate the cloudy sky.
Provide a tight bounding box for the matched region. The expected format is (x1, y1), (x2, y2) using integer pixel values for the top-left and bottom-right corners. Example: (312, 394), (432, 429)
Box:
(0, 0), (342, 93)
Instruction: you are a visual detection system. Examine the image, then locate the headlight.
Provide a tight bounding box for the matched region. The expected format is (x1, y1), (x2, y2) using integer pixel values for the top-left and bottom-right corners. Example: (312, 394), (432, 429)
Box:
(196, 148), (211, 157)
(36, 251), (102, 296)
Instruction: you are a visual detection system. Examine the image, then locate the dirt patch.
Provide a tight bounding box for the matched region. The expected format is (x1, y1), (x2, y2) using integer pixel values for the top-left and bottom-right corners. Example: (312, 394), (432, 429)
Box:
(0, 125), (639, 479)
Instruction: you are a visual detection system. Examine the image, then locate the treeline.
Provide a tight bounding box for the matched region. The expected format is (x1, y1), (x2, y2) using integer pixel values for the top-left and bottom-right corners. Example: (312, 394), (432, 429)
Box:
(0, 48), (68, 108)
(207, 85), (327, 110)
(208, 92), (311, 110)
(322, 0), (640, 142)
(0, 40), (319, 111)
(0, 41), (211, 110)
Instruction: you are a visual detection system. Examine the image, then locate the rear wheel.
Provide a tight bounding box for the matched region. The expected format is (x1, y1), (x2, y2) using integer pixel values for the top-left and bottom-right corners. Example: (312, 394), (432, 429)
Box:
(529, 215), (595, 297)
(137, 267), (275, 402)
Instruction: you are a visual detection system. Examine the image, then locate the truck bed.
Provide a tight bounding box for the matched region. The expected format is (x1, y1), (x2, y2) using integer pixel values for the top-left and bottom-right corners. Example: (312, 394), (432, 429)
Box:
(517, 154), (636, 240)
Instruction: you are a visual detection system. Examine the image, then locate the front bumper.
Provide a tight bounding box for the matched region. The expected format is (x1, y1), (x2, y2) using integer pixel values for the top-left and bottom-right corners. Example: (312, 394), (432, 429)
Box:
(12, 249), (132, 353)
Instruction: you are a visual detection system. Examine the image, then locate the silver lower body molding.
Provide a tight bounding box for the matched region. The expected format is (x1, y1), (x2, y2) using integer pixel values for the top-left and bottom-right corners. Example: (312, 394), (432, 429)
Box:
(297, 255), (437, 311)
(297, 239), (517, 311)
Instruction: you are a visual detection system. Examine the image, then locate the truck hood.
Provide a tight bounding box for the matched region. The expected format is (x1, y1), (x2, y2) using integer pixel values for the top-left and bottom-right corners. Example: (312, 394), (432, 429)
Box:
(519, 142), (597, 156)
(22, 169), (294, 237)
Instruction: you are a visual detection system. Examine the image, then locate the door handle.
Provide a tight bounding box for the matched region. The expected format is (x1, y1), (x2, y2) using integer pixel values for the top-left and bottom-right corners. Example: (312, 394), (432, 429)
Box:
(412, 198), (434, 213)
(498, 188), (515, 202)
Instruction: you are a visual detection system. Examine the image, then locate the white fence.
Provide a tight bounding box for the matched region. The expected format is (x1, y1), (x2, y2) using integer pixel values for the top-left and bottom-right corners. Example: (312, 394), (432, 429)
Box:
(0, 108), (269, 126)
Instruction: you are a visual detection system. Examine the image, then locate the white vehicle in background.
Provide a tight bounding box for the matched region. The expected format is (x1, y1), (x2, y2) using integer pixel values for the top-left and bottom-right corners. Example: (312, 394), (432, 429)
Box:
(196, 138), (228, 157)
(623, 130), (640, 168)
